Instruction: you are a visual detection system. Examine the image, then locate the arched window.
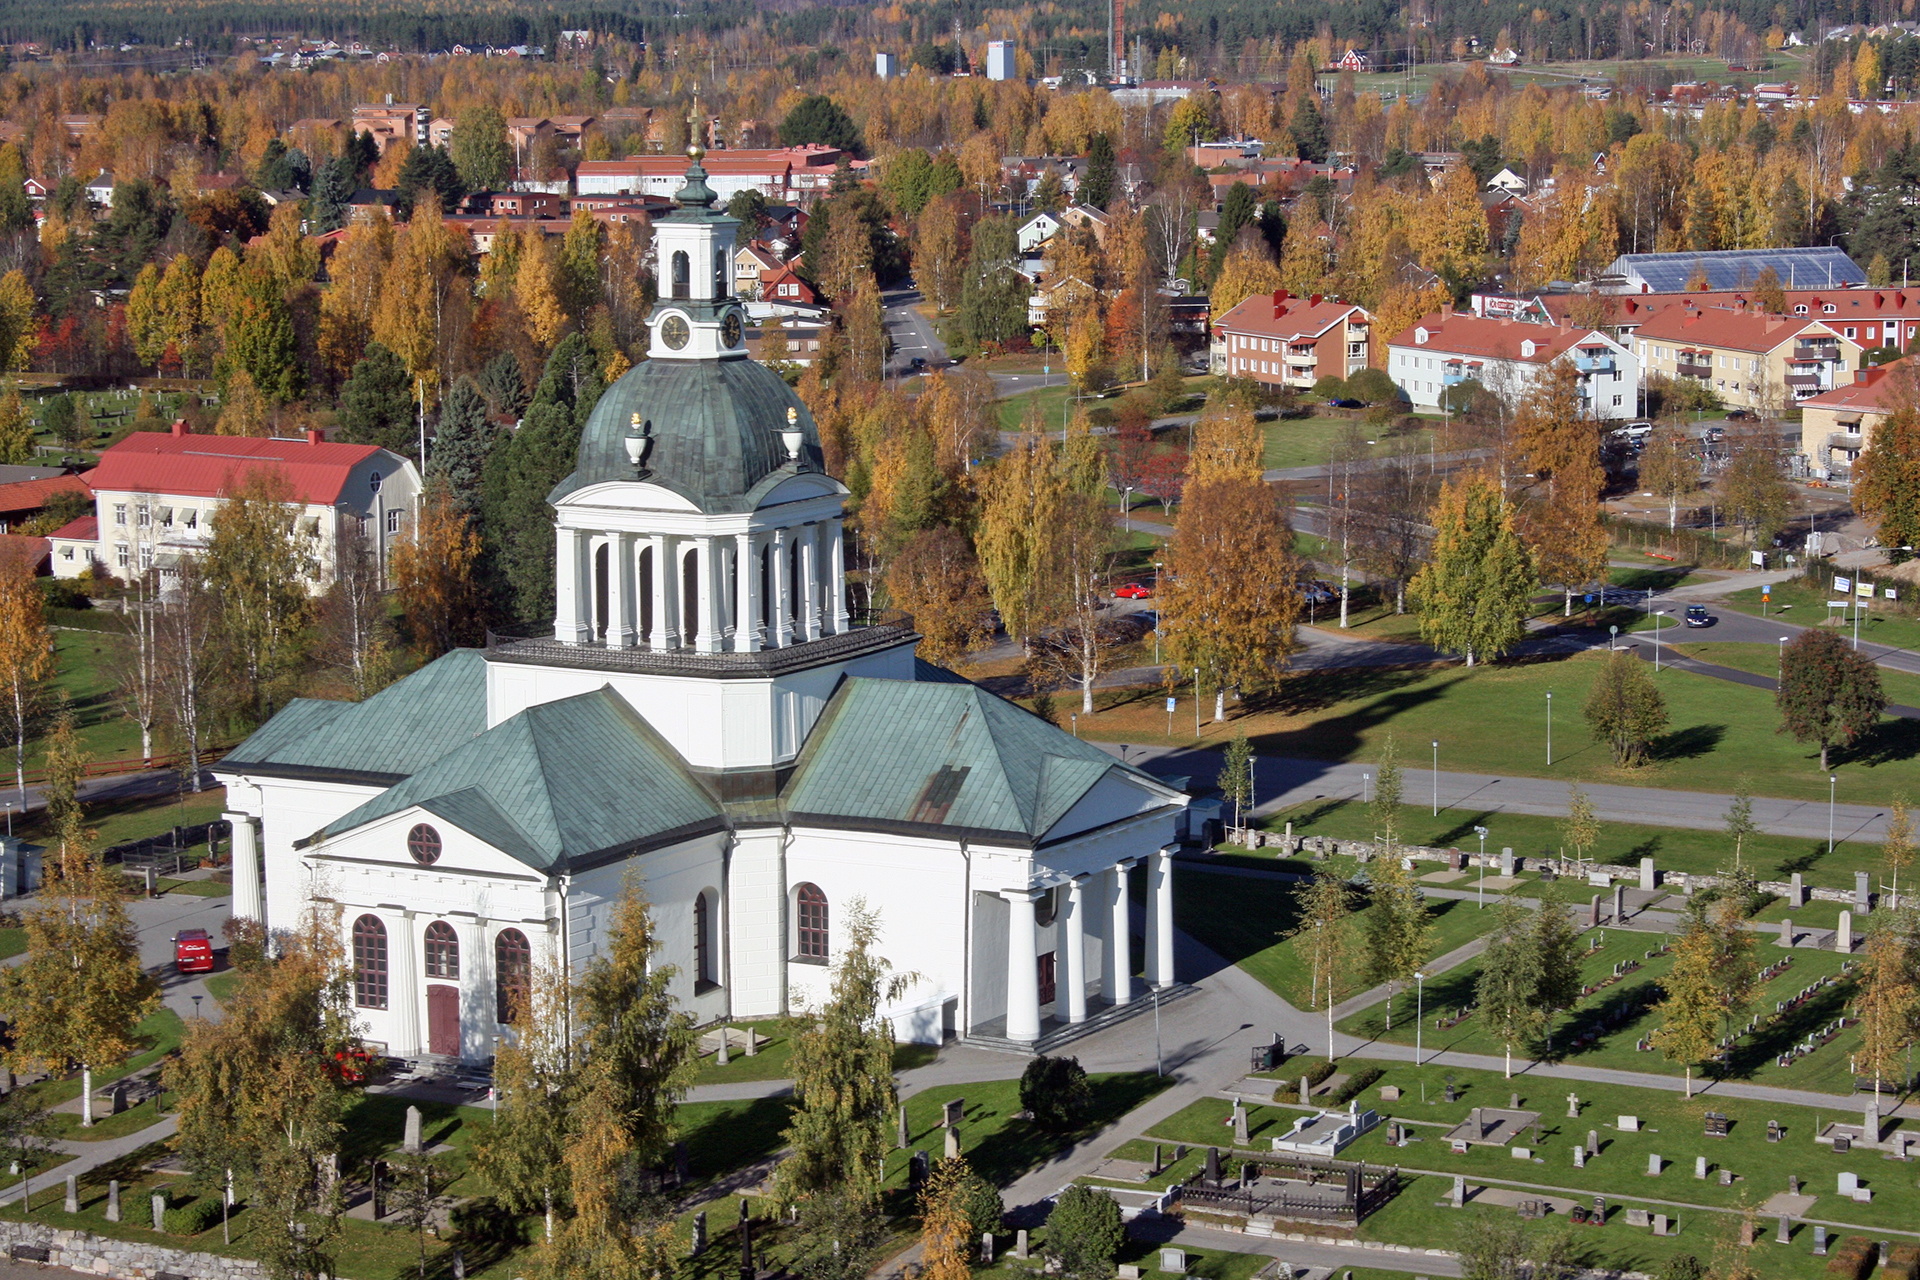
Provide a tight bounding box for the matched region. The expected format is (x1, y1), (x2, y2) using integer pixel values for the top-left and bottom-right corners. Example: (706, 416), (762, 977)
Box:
(638, 544), (655, 642)
(682, 549), (700, 642)
(594, 542), (610, 639)
(424, 921), (460, 979)
(694, 891), (714, 987)
(352, 915), (388, 1009)
(671, 250), (690, 299)
(495, 928), (532, 1024)
(407, 823), (442, 866)
(715, 251), (729, 299)
(795, 883), (829, 960)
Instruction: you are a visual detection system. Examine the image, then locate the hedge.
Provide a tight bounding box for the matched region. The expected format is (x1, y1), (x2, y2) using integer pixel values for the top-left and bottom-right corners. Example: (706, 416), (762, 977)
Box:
(163, 1197), (222, 1236)
(1332, 1066), (1385, 1105)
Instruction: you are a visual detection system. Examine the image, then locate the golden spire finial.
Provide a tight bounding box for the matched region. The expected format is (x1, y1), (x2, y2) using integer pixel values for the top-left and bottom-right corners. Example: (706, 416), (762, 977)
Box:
(687, 92), (704, 161)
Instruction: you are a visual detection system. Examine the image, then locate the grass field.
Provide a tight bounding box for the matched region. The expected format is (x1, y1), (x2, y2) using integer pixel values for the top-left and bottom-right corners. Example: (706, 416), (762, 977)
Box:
(1260, 416), (1442, 472)
(1076, 650), (1920, 806)
(1672, 640), (1920, 709)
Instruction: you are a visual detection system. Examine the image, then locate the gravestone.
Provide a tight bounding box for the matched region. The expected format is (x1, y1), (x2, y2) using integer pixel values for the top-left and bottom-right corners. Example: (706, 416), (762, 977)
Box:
(1626, 1208), (1651, 1228)
(1444, 1081), (1457, 1103)
(1510, 1092), (1520, 1110)
(1152, 1144), (1163, 1175)
(1782, 918), (1793, 947)
(717, 1026), (730, 1067)
(1511, 1147), (1531, 1160)
(1653, 1215), (1671, 1236)
(1232, 1100), (1249, 1147)
(908, 1150), (930, 1192)
(943, 1098), (964, 1129)
(1866, 1102), (1882, 1143)
(106, 1181), (120, 1223)
(1301, 1077), (1311, 1105)
(1450, 1175), (1465, 1208)
(64, 1175), (76, 1214)
(1014, 1231), (1028, 1260)
(1160, 1249), (1189, 1274)
(1777, 1217), (1792, 1245)
(1587, 1130), (1599, 1157)
(979, 1232), (994, 1264)
(1838, 1172), (1858, 1196)
(1789, 1176), (1799, 1195)
(1791, 872), (1805, 906)
(404, 1105), (423, 1154)
(1695, 1156), (1708, 1179)
(897, 1104), (909, 1149)
(1500, 848), (1515, 877)
(945, 1126), (961, 1160)
(674, 1142), (690, 1184)
(453, 1252), (465, 1280)
(110, 1082), (126, 1116)
(1856, 871), (1872, 913)
(1381, 1085), (1401, 1101)
(1838, 910), (1854, 953)
(1619, 1116), (1640, 1132)
(1640, 857), (1657, 890)
(1613, 884), (1627, 922)
(151, 1192), (166, 1232)
(1648, 1153), (1662, 1176)
(1590, 895), (1602, 927)
(1567, 1093), (1580, 1118)
(1719, 1169), (1734, 1186)
(691, 1212), (707, 1257)
(1815, 1227), (1829, 1256)
(1205, 1148), (1221, 1185)
(1573, 1145), (1586, 1168)
(744, 1026), (757, 1056)
(1118, 1268), (1142, 1280)
(1768, 1121), (1783, 1143)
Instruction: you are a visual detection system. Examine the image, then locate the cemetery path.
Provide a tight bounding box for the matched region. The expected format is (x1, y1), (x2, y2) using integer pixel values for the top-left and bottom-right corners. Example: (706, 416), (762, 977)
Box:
(0, 1114), (178, 1209)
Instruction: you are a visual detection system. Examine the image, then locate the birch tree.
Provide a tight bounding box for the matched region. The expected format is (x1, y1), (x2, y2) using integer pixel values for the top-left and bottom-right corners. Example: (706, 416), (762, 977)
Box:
(1287, 871), (1355, 1060)
(1362, 853), (1431, 1033)
(202, 468), (317, 724)
(1855, 920), (1920, 1099)
(156, 558), (218, 791)
(470, 960), (573, 1240)
(0, 557), (53, 798)
(1411, 471), (1535, 666)
(1640, 425), (1697, 532)
(112, 567), (165, 760)
(1476, 895), (1545, 1077)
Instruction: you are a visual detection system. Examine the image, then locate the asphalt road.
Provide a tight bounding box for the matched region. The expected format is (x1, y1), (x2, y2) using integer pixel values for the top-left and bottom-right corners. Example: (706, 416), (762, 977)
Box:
(880, 284), (947, 379)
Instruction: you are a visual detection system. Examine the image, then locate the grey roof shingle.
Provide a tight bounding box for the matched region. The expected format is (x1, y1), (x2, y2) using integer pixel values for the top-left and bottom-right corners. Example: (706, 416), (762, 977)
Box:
(312, 686), (725, 871)
(1607, 247), (1866, 292)
(221, 649), (490, 784)
(781, 678), (1171, 843)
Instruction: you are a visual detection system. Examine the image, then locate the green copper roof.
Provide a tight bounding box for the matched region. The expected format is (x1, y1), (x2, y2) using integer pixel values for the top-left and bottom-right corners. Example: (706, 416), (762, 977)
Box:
(781, 678), (1165, 843)
(551, 357), (823, 513)
(222, 649), (489, 784)
(313, 687), (725, 872)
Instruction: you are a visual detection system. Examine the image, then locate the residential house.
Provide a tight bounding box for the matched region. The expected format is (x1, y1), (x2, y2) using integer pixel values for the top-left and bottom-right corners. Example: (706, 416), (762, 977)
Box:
(1016, 211), (1064, 254)
(351, 101), (428, 155)
(1213, 291), (1373, 387)
(1386, 309), (1639, 419)
(734, 243), (783, 298)
(0, 472), (91, 533)
(1798, 360), (1909, 479)
(1628, 308), (1863, 409)
(759, 265), (818, 307)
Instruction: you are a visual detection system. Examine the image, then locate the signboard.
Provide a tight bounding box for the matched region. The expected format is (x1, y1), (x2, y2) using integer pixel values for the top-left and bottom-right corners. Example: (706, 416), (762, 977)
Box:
(1478, 295), (1533, 320)
(1751, 551), (1767, 568)
(1888, 587), (1900, 601)
(1828, 600), (1850, 609)
(1857, 580), (1874, 598)
(1165, 697), (1177, 713)
(1835, 576), (1853, 592)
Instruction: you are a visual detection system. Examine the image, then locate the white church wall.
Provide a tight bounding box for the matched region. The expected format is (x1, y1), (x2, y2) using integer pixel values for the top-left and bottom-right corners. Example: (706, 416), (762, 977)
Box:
(726, 826), (788, 1021)
(968, 891), (1008, 1033)
(566, 833), (733, 1025)
(219, 774), (389, 937)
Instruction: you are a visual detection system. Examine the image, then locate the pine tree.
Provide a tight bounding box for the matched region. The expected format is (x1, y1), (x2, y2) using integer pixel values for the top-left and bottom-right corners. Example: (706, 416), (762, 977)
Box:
(1583, 650), (1669, 767)
(1081, 133), (1117, 210)
(774, 898), (908, 1209)
(1411, 471), (1535, 666)
(339, 343), (418, 458)
(428, 377), (496, 513)
(1363, 853), (1431, 1033)
(1777, 627), (1885, 770)
(479, 352), (530, 419)
(1475, 895), (1545, 1077)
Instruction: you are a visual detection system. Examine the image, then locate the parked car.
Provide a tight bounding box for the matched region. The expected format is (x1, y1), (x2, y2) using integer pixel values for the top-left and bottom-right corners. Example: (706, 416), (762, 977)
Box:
(1113, 583), (1153, 599)
(909, 356), (928, 372)
(1703, 426), (1726, 443)
(173, 929), (215, 974)
(1725, 409), (1756, 421)
(1329, 397), (1365, 409)
(1684, 604), (1714, 628)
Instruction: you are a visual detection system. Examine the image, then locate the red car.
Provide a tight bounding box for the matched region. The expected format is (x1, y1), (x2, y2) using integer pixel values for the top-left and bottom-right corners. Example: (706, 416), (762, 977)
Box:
(173, 929), (214, 974)
(1112, 583), (1153, 599)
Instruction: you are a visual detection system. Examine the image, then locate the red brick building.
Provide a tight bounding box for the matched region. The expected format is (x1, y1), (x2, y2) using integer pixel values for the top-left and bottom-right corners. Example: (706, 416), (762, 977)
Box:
(1212, 291), (1373, 387)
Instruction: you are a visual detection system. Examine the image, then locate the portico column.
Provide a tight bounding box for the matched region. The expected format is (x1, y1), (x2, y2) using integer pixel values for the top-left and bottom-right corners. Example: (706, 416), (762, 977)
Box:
(694, 538), (721, 653)
(391, 910), (422, 1058)
(610, 532), (638, 648)
(1147, 845), (1176, 988)
(457, 915), (489, 1059)
(648, 535), (675, 648)
(829, 518), (849, 632)
(553, 526), (593, 643)
(802, 524), (822, 641)
(733, 532), (760, 651)
(770, 529), (793, 647)
(1062, 877), (1088, 1024)
(1107, 858), (1137, 1006)
(226, 813), (263, 923)
(1002, 889), (1042, 1044)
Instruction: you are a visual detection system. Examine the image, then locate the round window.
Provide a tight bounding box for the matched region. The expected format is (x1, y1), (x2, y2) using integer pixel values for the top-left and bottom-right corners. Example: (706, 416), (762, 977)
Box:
(407, 823), (443, 866)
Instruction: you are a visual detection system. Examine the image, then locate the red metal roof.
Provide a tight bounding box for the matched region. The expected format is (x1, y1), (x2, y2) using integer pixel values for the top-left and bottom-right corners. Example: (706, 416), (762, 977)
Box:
(1629, 308), (1830, 353)
(1800, 358), (1909, 414)
(0, 534), (48, 574)
(0, 472), (91, 516)
(48, 515), (97, 540)
(1215, 291), (1368, 343)
(1388, 312), (1608, 363)
(87, 430), (388, 505)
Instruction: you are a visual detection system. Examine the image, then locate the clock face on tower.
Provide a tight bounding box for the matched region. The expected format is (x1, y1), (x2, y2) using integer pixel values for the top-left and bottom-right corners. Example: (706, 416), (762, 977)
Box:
(660, 314), (691, 351)
(721, 310), (743, 349)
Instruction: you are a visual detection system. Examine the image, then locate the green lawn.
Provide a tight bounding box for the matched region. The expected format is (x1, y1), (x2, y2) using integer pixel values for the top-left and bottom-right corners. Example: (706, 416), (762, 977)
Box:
(690, 1021), (939, 1084)
(1174, 868), (1501, 1008)
(889, 1073), (1170, 1191)
(34, 628), (145, 769)
(1261, 416), (1439, 472)
(1672, 640), (1920, 709)
(997, 383), (1089, 433)
(1254, 798), (1885, 891)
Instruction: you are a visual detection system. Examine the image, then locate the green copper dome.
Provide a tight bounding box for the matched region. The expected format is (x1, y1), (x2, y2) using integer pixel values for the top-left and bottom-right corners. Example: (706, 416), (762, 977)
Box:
(550, 357), (824, 514)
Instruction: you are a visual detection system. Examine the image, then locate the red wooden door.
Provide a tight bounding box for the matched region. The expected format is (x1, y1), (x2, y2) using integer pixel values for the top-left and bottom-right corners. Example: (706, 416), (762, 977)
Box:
(1037, 952), (1057, 1007)
(427, 984), (460, 1057)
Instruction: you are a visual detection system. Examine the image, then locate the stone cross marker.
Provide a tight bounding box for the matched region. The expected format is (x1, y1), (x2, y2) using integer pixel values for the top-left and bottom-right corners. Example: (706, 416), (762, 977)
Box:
(1567, 1093), (1579, 1118)
(403, 1105), (423, 1154)
(106, 1180), (120, 1223)
(151, 1192), (167, 1232)
(64, 1174), (77, 1214)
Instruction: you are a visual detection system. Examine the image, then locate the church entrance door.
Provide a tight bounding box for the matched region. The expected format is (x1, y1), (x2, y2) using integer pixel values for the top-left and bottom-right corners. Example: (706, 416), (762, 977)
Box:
(1037, 952), (1056, 1008)
(427, 983), (460, 1056)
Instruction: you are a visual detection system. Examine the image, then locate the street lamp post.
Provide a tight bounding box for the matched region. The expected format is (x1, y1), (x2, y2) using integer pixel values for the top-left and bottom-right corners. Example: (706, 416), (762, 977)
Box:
(1830, 774), (1838, 855)
(1153, 561), (1164, 665)
(1779, 636), (1790, 683)
(1414, 971), (1427, 1066)
(1363, 772), (1372, 805)
(1121, 484), (1135, 534)
(1609, 624), (1618, 651)
(1475, 825), (1489, 907)
(1431, 739), (1440, 816)
(1654, 610), (1668, 671)
(1546, 691), (1553, 766)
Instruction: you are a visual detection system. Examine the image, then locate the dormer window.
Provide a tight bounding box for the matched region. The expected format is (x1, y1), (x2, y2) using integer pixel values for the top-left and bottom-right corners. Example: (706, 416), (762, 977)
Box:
(1520, 339), (1538, 358)
(1795, 304), (1808, 314)
(1414, 327), (1429, 345)
(1824, 303), (1836, 313)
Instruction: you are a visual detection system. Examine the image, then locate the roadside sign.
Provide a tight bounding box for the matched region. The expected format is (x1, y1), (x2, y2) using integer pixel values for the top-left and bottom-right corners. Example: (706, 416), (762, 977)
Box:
(1857, 580), (1874, 598)
(1888, 587), (1901, 601)
(1165, 697), (1177, 713)
(1751, 550), (1766, 568)
(1835, 575), (1853, 592)
(1828, 600), (1850, 609)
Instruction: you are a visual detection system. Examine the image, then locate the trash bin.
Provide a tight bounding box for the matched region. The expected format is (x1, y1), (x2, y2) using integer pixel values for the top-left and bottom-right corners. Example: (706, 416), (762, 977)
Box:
(1250, 1044), (1275, 1072)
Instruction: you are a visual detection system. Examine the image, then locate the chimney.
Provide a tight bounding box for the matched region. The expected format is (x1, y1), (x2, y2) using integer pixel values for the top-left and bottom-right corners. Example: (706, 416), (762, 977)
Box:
(306, 428), (324, 446)
(1856, 368), (1870, 384)
(170, 419), (189, 437)
(1309, 293), (1322, 307)
(1440, 301), (1454, 320)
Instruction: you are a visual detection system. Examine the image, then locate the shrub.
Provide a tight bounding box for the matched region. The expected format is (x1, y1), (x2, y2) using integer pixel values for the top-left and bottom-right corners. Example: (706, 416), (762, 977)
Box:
(37, 578), (91, 611)
(1312, 375), (1348, 401)
(1885, 1245), (1920, 1280)
(1332, 1065), (1384, 1104)
(1019, 1054), (1091, 1131)
(1829, 1238), (1877, 1280)
(944, 1159), (1004, 1239)
(1345, 367), (1400, 405)
(163, 1196), (222, 1236)
(1302, 1059), (1337, 1087)
(450, 1197), (528, 1245)
(1044, 1185), (1124, 1280)
(1662, 1254), (1704, 1280)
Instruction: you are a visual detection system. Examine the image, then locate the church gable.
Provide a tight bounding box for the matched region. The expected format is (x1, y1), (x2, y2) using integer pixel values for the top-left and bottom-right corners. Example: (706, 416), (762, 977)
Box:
(309, 686), (725, 871)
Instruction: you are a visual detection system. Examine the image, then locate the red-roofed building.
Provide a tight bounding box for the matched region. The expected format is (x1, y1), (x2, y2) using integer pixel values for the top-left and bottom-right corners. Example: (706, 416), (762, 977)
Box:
(53, 423), (422, 587)
(0, 533), (49, 576)
(1212, 290), (1372, 388)
(1628, 308), (1863, 409)
(1386, 308), (1638, 419)
(0, 472), (91, 533)
(1798, 359), (1909, 478)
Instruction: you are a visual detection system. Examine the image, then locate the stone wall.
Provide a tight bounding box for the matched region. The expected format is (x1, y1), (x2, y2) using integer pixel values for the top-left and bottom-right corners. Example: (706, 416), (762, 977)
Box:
(0, 1220), (272, 1280)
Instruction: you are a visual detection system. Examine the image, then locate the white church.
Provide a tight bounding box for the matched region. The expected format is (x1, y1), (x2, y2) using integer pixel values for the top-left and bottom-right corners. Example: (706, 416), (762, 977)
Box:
(213, 148), (1187, 1063)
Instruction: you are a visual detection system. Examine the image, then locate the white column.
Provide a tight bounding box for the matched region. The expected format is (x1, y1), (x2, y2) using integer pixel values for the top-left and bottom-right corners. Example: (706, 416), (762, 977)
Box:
(1147, 846), (1175, 988)
(733, 532), (760, 652)
(553, 526), (593, 643)
(770, 529), (793, 647)
(1062, 876), (1088, 1024)
(458, 915), (489, 1060)
(391, 910), (421, 1058)
(650, 534), (678, 649)
(1107, 858), (1136, 1006)
(829, 518), (849, 632)
(695, 538), (723, 653)
(802, 524), (822, 641)
(226, 813), (263, 923)
(610, 532), (638, 648)
(1003, 889), (1041, 1044)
